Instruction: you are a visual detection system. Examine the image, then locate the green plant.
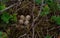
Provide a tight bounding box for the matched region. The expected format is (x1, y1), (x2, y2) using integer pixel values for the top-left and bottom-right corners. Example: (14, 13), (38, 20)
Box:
(45, 0), (58, 12)
(45, 35), (52, 38)
(45, 0), (53, 5)
(0, 31), (8, 38)
(51, 15), (60, 25)
(11, 13), (17, 22)
(0, 3), (6, 10)
(0, 2), (11, 24)
(0, 0), (9, 3)
(0, 2), (17, 23)
(0, 0), (9, 10)
(57, 3), (60, 10)
(0, 32), (3, 36)
(0, 31), (3, 38)
(1, 12), (12, 23)
(40, 5), (50, 16)
(35, 0), (42, 5)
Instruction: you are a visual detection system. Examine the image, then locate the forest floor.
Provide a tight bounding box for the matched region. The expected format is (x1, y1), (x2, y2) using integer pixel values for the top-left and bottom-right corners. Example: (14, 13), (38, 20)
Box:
(0, 0), (60, 38)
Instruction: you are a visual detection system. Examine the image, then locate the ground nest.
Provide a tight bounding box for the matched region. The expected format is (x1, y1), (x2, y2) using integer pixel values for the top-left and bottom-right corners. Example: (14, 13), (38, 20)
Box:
(0, 0), (60, 38)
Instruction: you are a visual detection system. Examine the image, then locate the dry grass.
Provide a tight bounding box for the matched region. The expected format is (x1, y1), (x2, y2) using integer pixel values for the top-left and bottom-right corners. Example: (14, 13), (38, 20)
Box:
(0, 0), (60, 38)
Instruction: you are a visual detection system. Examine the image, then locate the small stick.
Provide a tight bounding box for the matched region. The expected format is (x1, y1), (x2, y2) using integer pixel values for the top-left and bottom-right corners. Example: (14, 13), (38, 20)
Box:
(0, 1), (21, 14)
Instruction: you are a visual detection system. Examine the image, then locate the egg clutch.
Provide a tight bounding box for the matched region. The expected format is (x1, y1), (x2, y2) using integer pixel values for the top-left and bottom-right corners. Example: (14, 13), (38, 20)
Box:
(19, 15), (31, 25)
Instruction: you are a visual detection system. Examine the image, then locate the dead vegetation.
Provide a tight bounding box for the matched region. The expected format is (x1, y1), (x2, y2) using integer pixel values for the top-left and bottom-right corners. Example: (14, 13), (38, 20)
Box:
(0, 0), (60, 38)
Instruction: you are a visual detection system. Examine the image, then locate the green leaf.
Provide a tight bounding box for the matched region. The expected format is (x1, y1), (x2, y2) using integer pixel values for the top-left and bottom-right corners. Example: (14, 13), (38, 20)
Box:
(0, 32), (3, 38)
(51, 16), (60, 25)
(0, 31), (8, 38)
(35, 0), (42, 5)
(45, 0), (53, 5)
(2, 33), (8, 38)
(40, 5), (50, 16)
(0, 4), (6, 10)
(57, 3), (60, 10)
(45, 0), (58, 12)
(0, 32), (3, 36)
(45, 35), (52, 38)
(51, 16), (56, 21)
(1, 12), (11, 23)
(11, 13), (17, 22)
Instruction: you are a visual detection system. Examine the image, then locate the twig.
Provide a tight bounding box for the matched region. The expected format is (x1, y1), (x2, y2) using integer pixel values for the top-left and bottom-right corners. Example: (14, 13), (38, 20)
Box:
(40, 27), (45, 38)
(0, 1), (21, 14)
(48, 26), (60, 31)
(32, 27), (35, 38)
(27, 34), (29, 38)
(31, 0), (44, 38)
(33, 0), (44, 22)
(15, 2), (32, 13)
(30, 0), (44, 32)
(31, 1), (35, 38)
(36, 30), (42, 38)
(32, 0), (44, 25)
(18, 33), (27, 38)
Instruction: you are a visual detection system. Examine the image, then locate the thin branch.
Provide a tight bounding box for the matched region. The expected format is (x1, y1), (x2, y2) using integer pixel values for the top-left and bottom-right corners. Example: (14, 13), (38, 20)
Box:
(0, 1), (21, 14)
(31, 0), (36, 38)
(31, 0), (44, 38)
(36, 30), (42, 38)
(30, 0), (44, 32)
(18, 33), (27, 38)
(33, 0), (44, 22)
(15, 2), (32, 13)
(40, 27), (45, 38)
(48, 26), (60, 31)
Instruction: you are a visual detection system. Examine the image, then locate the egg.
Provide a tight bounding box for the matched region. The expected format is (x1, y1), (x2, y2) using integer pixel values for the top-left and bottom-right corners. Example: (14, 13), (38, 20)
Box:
(19, 20), (24, 24)
(20, 15), (25, 20)
(24, 20), (29, 25)
(26, 15), (31, 20)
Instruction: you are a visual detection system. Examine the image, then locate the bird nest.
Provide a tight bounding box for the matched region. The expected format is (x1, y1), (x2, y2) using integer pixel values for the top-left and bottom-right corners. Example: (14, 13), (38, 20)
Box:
(0, 0), (60, 38)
